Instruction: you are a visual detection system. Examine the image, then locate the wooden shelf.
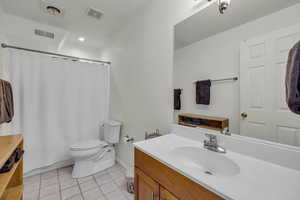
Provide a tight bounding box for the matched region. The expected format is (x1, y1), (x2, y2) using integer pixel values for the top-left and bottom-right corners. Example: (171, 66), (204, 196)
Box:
(0, 135), (23, 168)
(0, 185), (23, 200)
(0, 134), (23, 200)
(0, 159), (22, 197)
(178, 114), (229, 131)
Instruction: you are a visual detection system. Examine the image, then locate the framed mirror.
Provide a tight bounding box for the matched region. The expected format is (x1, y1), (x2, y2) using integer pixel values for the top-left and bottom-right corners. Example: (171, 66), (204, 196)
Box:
(173, 0), (300, 147)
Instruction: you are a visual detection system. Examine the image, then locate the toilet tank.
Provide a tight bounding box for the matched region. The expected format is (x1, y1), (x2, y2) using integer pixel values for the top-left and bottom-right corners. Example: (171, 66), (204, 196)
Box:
(104, 120), (122, 144)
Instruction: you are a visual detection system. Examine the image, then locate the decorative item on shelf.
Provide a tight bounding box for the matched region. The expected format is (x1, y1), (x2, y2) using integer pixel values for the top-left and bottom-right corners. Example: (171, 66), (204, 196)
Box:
(0, 156), (14, 174)
(178, 113), (229, 131)
(0, 148), (24, 174)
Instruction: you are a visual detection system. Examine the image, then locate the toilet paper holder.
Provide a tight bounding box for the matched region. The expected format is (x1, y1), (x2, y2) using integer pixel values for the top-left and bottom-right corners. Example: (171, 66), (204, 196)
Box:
(124, 135), (134, 143)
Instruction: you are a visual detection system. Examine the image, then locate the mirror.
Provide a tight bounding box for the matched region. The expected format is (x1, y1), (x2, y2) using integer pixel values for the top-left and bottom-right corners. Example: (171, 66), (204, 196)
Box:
(173, 0), (300, 147)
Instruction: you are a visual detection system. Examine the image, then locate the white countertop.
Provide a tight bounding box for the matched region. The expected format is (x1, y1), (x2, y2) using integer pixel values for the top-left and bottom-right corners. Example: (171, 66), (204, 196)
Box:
(134, 134), (300, 200)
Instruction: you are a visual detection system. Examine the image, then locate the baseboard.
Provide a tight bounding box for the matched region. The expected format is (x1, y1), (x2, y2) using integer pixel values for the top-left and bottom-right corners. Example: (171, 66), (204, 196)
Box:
(24, 159), (74, 177)
(116, 156), (129, 171)
(25, 157), (130, 178)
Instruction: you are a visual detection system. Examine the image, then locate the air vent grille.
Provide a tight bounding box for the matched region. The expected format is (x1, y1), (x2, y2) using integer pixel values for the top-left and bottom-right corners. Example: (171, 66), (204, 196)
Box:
(34, 29), (55, 39)
(87, 8), (103, 20)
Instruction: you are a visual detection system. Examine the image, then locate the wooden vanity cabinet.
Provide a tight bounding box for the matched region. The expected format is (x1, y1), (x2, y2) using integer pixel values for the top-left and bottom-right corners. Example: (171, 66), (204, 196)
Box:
(135, 148), (224, 200)
(135, 168), (159, 200)
(135, 168), (178, 200)
(160, 187), (179, 200)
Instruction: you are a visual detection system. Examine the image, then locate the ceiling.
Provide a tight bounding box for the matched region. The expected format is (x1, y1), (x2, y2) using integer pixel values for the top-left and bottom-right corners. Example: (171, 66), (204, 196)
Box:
(175, 0), (300, 50)
(0, 0), (149, 49)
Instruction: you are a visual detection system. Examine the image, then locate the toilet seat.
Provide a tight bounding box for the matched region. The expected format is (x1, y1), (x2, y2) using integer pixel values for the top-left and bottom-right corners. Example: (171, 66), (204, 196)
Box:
(70, 140), (108, 151)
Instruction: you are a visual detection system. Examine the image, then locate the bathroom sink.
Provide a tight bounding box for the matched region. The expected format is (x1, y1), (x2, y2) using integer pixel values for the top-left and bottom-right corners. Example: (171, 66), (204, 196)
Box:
(169, 147), (240, 177)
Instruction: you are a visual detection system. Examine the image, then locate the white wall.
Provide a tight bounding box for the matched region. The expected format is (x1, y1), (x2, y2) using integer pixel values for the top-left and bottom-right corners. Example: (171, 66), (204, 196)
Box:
(0, 14), (101, 60)
(0, 0), (204, 166)
(100, 0), (210, 169)
(174, 3), (300, 134)
(0, 1), (205, 167)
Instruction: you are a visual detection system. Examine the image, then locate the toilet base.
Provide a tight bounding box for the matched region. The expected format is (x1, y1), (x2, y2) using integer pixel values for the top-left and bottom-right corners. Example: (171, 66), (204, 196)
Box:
(72, 147), (115, 178)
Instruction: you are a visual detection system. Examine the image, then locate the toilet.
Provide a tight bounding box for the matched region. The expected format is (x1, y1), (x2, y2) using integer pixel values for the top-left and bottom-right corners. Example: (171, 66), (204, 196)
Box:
(70, 120), (122, 178)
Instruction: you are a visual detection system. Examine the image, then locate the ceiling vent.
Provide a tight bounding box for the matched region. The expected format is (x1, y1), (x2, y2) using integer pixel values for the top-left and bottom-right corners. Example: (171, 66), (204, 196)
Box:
(34, 29), (55, 39)
(87, 8), (103, 20)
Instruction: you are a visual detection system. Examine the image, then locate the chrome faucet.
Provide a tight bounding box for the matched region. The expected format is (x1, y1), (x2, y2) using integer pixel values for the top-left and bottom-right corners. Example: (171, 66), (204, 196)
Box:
(204, 134), (226, 153)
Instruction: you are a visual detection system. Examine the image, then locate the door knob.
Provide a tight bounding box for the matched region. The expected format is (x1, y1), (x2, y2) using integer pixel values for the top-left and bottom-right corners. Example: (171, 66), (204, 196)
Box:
(241, 112), (248, 118)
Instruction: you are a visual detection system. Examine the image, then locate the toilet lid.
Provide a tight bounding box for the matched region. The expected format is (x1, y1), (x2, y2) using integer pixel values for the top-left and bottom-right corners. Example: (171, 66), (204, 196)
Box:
(70, 140), (107, 151)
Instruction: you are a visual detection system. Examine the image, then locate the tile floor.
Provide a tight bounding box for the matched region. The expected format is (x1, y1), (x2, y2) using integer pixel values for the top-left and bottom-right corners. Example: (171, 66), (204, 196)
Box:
(24, 164), (134, 200)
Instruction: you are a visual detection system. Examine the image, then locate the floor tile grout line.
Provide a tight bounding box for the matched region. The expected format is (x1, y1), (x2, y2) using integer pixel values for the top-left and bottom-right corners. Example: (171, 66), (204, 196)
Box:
(93, 174), (109, 200)
(57, 169), (63, 200)
(110, 170), (130, 200)
(26, 164), (131, 200)
(76, 178), (85, 200)
(99, 167), (129, 200)
(38, 173), (42, 200)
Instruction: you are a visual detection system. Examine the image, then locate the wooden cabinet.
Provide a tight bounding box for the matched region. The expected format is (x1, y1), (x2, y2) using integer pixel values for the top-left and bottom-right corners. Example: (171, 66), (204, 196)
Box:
(135, 148), (224, 200)
(135, 168), (178, 200)
(135, 168), (159, 200)
(160, 187), (179, 200)
(0, 135), (24, 200)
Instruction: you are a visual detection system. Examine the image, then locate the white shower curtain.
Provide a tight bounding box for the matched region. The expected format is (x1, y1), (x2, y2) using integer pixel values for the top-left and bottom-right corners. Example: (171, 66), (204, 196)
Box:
(7, 50), (110, 173)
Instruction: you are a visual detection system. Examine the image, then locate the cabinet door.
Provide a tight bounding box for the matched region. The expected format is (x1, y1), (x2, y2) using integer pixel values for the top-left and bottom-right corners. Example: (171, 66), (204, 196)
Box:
(135, 168), (159, 200)
(160, 187), (179, 200)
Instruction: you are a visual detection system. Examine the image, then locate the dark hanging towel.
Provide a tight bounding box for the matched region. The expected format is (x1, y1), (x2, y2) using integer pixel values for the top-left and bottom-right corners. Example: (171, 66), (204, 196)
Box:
(174, 89), (182, 110)
(0, 79), (14, 124)
(286, 41), (300, 114)
(196, 80), (211, 105)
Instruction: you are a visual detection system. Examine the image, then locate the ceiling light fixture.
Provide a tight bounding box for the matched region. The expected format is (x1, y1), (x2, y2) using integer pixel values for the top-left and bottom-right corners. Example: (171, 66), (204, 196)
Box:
(78, 37), (85, 42)
(218, 0), (231, 14)
(46, 6), (61, 16)
(206, 0), (231, 14)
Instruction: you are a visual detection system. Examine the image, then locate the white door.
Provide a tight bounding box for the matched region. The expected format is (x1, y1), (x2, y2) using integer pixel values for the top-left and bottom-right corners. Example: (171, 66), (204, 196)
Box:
(240, 24), (300, 147)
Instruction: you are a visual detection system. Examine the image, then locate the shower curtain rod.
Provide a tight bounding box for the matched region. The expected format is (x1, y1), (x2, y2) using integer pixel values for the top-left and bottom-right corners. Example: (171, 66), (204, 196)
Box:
(1, 43), (111, 65)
